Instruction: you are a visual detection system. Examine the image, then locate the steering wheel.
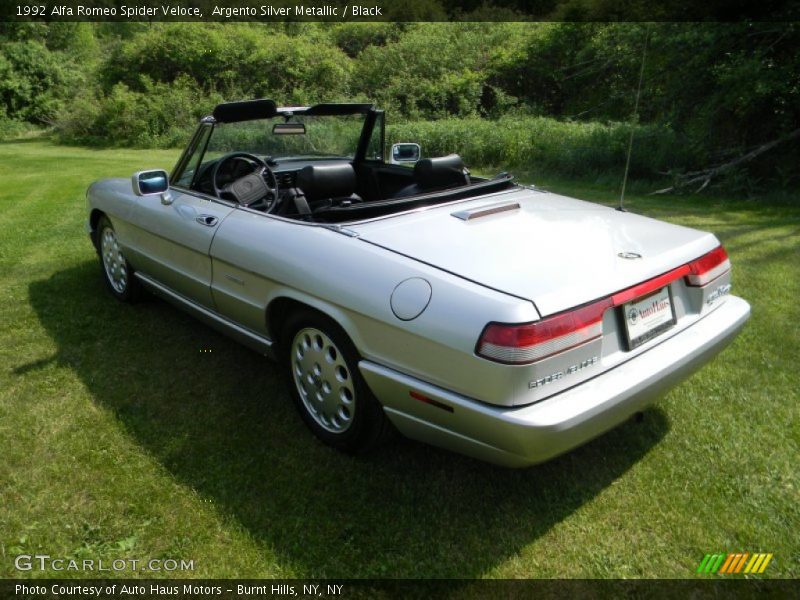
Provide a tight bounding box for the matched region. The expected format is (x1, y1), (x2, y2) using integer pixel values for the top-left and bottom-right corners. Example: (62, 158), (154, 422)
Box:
(211, 152), (280, 212)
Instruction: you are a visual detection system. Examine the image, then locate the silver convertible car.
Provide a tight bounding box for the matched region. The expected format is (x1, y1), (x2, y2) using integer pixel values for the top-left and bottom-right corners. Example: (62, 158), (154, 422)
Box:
(86, 99), (750, 467)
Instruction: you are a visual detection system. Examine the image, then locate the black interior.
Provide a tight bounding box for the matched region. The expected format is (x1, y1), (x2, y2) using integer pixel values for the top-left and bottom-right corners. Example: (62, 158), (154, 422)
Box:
(314, 171), (515, 222)
(296, 163), (363, 206)
(393, 154), (471, 198)
(175, 100), (518, 223)
(193, 153), (514, 222)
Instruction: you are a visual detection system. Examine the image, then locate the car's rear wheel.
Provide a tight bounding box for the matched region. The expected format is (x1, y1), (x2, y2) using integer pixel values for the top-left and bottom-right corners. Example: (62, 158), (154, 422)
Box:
(96, 215), (141, 302)
(282, 309), (393, 453)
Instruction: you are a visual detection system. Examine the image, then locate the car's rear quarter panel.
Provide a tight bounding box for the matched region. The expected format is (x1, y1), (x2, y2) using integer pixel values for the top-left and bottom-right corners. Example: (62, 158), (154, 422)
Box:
(209, 210), (545, 405)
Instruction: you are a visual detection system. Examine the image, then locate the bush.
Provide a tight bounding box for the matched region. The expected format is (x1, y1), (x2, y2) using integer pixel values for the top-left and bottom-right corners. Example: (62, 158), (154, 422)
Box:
(55, 76), (221, 148)
(101, 23), (353, 104)
(0, 40), (77, 124)
(15, 21), (793, 192)
(0, 116), (39, 140)
(356, 23), (528, 119)
(388, 116), (692, 178)
(329, 23), (402, 57)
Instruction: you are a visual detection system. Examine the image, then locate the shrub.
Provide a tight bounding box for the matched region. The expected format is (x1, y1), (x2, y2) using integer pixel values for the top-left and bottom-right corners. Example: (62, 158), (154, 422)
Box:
(55, 76), (221, 148)
(100, 23), (353, 104)
(356, 23), (528, 119)
(0, 40), (77, 124)
(388, 116), (692, 178)
(0, 116), (39, 140)
(329, 23), (401, 57)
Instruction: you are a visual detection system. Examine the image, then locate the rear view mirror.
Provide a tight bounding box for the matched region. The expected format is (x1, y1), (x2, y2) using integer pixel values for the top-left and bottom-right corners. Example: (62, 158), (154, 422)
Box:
(273, 122), (306, 135)
(390, 143), (421, 165)
(132, 169), (169, 196)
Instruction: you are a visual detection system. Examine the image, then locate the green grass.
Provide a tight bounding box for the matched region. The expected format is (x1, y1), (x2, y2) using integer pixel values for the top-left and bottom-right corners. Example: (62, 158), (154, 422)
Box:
(1, 140), (797, 579)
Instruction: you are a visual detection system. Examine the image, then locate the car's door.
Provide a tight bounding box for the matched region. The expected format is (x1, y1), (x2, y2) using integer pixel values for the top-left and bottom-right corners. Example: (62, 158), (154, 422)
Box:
(123, 188), (235, 309)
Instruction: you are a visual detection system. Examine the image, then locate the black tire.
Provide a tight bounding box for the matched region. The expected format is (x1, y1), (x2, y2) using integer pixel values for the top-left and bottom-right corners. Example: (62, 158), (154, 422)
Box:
(281, 309), (394, 454)
(95, 215), (142, 302)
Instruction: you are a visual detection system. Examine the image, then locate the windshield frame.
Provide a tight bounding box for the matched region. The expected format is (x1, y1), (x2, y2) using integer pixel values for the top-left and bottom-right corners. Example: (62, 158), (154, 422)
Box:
(171, 103), (383, 186)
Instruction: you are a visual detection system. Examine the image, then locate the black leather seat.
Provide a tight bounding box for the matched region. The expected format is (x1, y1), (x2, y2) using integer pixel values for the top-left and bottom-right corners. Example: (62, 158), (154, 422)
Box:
(296, 163), (362, 208)
(394, 154), (470, 198)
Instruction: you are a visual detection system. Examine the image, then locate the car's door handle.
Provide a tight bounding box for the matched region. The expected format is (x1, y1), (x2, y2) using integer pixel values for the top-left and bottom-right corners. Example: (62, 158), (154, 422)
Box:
(196, 215), (218, 227)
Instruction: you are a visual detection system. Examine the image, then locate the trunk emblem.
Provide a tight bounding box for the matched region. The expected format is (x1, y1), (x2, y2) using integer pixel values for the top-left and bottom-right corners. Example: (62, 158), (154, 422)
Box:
(618, 251), (642, 259)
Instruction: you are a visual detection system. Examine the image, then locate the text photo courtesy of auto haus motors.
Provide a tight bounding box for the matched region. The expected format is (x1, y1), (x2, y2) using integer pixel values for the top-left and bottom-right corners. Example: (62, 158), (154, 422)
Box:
(2, 5), (798, 591)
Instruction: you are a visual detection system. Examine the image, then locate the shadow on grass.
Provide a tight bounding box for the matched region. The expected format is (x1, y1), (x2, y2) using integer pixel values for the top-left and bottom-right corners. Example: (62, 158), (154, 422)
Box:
(28, 262), (668, 578)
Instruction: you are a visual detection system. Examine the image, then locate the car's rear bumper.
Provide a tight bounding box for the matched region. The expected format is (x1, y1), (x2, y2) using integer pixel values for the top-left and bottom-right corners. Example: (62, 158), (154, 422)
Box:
(360, 295), (750, 467)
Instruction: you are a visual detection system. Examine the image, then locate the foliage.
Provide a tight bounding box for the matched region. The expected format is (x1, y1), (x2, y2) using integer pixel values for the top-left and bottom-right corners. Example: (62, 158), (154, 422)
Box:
(389, 117), (689, 178)
(329, 23), (404, 57)
(0, 39), (78, 124)
(356, 23), (528, 119)
(492, 23), (800, 182)
(100, 23), (352, 104)
(55, 76), (221, 148)
(0, 115), (38, 140)
(0, 22), (797, 190)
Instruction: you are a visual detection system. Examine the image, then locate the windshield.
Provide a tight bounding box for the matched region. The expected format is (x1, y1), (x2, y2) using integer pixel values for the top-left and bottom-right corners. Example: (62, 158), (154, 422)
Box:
(205, 114), (367, 161)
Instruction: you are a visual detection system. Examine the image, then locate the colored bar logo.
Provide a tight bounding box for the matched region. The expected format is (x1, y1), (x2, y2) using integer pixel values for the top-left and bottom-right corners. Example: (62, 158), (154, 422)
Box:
(696, 553), (773, 574)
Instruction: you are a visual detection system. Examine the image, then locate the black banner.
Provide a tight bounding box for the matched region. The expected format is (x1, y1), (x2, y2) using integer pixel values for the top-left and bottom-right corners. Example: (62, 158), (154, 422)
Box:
(1, 0), (799, 22)
(3, 579), (799, 600)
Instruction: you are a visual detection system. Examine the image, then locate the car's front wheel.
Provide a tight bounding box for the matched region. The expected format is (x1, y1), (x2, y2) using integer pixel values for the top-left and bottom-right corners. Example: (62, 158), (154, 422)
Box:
(96, 215), (142, 302)
(282, 309), (393, 453)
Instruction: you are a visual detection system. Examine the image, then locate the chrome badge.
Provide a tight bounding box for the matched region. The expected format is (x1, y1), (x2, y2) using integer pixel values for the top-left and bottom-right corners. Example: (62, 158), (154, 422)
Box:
(528, 356), (599, 389)
(618, 251), (642, 259)
(707, 283), (732, 305)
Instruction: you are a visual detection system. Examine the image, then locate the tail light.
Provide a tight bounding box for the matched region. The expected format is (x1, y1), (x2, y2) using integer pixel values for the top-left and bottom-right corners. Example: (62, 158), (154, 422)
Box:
(476, 298), (612, 364)
(477, 244), (731, 364)
(685, 245), (730, 286)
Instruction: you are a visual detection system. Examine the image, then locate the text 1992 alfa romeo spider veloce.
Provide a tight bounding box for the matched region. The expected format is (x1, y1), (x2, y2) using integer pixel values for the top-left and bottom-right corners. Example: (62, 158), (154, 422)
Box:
(86, 100), (750, 467)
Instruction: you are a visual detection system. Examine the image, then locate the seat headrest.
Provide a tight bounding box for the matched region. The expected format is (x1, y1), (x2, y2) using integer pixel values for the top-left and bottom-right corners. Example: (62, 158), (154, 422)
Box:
(414, 154), (468, 189)
(296, 163), (357, 201)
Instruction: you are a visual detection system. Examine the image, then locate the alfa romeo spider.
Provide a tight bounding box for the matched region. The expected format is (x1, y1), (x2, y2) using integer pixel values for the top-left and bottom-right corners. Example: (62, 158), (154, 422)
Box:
(85, 100), (750, 466)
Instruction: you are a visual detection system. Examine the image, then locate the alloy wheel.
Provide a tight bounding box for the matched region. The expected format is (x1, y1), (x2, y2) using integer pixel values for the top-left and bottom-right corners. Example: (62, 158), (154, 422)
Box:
(100, 226), (128, 293)
(290, 327), (356, 434)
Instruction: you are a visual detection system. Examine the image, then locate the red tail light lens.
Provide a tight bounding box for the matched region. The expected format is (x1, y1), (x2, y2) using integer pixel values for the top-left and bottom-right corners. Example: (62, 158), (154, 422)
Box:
(477, 245), (731, 365)
(685, 245), (730, 286)
(476, 298), (613, 364)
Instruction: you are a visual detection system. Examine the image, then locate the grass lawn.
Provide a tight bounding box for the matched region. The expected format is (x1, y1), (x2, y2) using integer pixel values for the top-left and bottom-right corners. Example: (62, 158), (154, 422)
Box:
(0, 139), (797, 579)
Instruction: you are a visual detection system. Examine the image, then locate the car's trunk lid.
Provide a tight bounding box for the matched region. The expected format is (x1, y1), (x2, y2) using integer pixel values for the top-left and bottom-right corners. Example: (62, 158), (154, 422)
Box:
(351, 188), (719, 316)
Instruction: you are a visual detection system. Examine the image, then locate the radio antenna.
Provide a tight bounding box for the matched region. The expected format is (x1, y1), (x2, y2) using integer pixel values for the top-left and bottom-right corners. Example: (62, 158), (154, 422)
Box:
(618, 26), (650, 212)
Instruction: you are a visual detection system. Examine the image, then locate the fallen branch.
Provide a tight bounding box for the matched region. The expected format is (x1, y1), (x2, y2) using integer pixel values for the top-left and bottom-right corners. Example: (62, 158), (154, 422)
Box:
(650, 127), (800, 194)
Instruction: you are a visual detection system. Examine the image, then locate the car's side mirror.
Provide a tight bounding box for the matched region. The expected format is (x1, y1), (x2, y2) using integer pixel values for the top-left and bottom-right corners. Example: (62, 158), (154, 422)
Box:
(132, 169), (169, 195)
(132, 169), (172, 205)
(390, 143), (421, 165)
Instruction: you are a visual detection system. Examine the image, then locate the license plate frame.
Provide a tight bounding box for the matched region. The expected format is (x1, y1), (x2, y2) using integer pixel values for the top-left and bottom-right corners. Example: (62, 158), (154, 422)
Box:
(622, 286), (677, 350)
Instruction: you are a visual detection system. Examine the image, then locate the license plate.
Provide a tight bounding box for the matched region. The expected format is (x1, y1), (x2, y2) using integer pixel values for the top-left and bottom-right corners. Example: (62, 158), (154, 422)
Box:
(622, 286), (676, 350)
